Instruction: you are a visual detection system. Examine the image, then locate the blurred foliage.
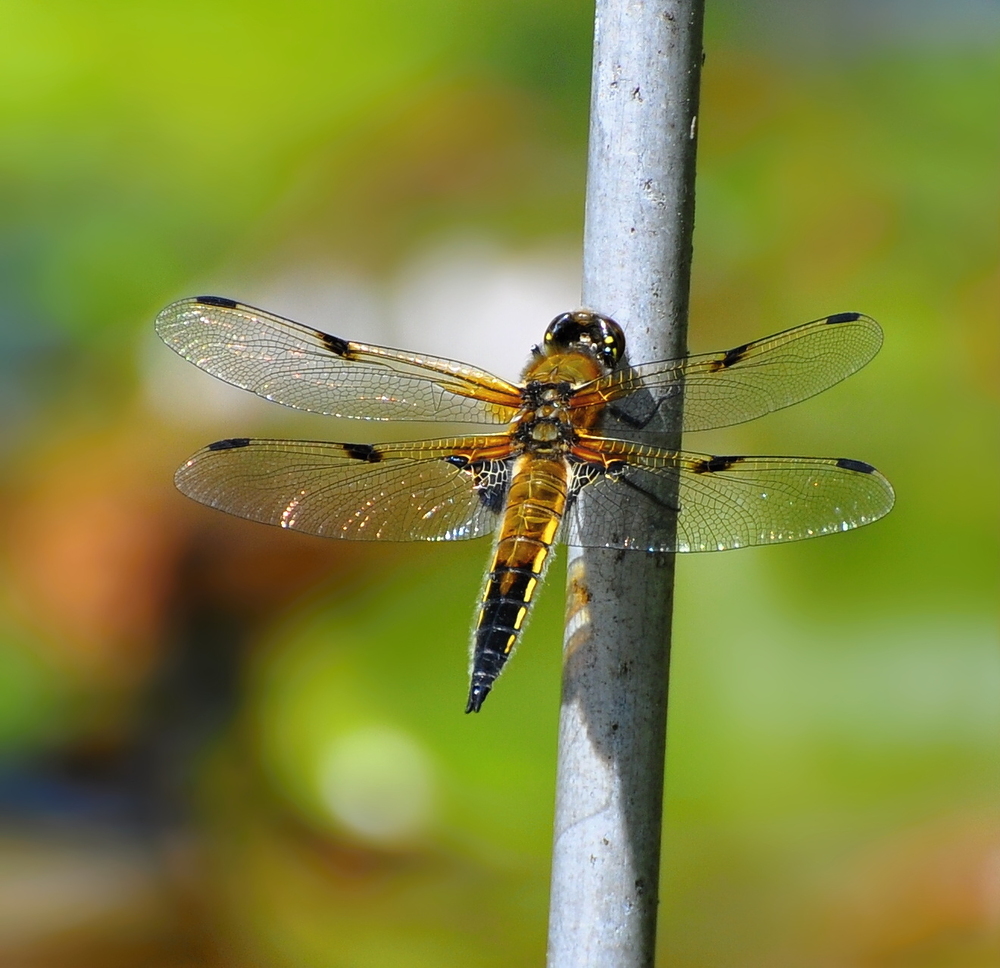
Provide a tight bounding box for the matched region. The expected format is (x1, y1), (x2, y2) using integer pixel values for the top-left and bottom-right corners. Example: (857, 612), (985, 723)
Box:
(0, 1), (997, 966)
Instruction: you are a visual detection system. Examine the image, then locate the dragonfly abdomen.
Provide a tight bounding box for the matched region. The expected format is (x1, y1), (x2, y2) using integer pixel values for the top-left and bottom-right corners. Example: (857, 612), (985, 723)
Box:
(467, 456), (568, 713)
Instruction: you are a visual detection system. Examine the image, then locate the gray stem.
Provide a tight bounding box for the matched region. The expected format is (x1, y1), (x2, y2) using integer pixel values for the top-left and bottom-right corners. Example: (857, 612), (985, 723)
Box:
(547, 2), (704, 966)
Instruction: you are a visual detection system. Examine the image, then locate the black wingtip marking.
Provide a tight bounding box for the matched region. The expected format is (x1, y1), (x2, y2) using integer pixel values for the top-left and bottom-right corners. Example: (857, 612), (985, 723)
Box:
(343, 443), (381, 463)
(320, 331), (352, 357)
(836, 457), (876, 474)
(195, 295), (239, 309)
(693, 455), (741, 474)
(207, 437), (251, 451)
(826, 312), (862, 324)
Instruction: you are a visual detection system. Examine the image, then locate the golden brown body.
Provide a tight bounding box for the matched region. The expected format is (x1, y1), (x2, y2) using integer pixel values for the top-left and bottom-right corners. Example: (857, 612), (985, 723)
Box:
(466, 346), (606, 712)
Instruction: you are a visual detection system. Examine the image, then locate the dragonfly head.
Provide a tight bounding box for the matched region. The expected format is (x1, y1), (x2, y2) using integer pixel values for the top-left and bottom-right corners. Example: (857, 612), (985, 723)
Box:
(543, 311), (625, 370)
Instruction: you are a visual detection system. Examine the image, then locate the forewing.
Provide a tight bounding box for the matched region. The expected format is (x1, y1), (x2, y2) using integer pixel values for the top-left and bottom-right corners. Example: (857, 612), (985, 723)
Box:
(567, 441), (894, 552)
(571, 313), (882, 434)
(175, 435), (514, 541)
(156, 296), (522, 423)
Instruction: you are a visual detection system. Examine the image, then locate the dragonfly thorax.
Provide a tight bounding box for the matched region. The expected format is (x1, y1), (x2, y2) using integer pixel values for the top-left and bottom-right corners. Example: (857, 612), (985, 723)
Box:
(512, 380), (579, 452)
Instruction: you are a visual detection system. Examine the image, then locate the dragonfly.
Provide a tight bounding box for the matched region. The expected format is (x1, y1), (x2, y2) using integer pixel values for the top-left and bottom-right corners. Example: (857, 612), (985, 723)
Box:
(156, 296), (894, 712)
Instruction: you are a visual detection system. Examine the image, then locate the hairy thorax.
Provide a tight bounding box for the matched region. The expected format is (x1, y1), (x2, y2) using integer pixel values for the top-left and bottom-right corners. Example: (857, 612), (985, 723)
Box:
(513, 350), (607, 454)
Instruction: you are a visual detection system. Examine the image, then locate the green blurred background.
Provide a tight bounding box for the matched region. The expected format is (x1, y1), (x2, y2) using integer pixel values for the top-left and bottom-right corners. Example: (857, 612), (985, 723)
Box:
(0, 1), (997, 965)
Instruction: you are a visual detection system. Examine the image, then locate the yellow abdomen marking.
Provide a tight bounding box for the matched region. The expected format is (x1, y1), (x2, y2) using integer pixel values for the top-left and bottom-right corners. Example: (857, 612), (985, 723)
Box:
(475, 454), (568, 657)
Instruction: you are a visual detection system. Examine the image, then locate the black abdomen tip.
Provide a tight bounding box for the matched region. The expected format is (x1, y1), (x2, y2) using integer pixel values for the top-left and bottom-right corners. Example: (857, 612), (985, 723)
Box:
(465, 679), (493, 714)
(465, 646), (507, 713)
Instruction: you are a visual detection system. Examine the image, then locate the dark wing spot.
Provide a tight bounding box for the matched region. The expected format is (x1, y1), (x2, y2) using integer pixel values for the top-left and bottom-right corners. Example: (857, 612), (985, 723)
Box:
(444, 456), (508, 513)
(826, 312), (862, 324)
(720, 342), (751, 367)
(476, 481), (507, 514)
(319, 331), (352, 357)
(195, 295), (239, 309)
(343, 443), (382, 463)
(207, 437), (251, 451)
(472, 461), (509, 514)
(693, 455), (740, 474)
(836, 457), (876, 474)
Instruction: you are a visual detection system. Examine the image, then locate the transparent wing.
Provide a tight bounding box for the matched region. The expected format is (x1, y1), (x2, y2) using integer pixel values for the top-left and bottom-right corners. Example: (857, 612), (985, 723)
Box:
(570, 313), (882, 434)
(174, 435), (514, 541)
(156, 296), (522, 423)
(566, 438), (894, 552)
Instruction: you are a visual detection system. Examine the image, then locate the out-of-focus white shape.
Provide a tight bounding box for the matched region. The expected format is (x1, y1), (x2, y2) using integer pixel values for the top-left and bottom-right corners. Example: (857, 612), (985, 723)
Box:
(247, 263), (388, 346)
(391, 237), (581, 383)
(143, 267), (385, 428)
(318, 724), (435, 845)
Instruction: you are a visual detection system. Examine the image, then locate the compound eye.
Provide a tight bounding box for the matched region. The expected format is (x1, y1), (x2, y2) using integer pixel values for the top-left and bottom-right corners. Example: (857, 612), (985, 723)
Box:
(545, 312), (581, 347)
(593, 315), (626, 367)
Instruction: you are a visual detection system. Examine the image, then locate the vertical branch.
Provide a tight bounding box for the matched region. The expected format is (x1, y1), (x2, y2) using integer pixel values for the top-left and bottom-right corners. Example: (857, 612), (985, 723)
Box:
(547, 2), (704, 966)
